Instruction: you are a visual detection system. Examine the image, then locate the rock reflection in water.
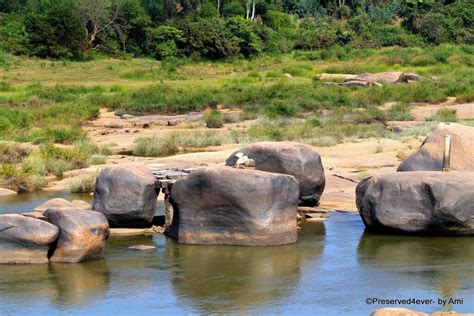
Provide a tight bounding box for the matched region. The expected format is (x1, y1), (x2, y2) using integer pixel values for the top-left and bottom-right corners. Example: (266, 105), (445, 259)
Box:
(168, 220), (326, 313)
(0, 259), (110, 308)
(357, 232), (474, 305)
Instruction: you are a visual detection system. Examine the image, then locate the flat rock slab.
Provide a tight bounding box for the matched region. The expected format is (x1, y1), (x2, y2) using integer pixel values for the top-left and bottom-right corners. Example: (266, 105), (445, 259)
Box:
(169, 166), (299, 246)
(45, 208), (110, 263)
(0, 214), (59, 264)
(356, 171), (474, 236)
(226, 141), (325, 207)
(109, 228), (147, 235)
(0, 188), (16, 196)
(128, 245), (156, 251)
(398, 123), (474, 172)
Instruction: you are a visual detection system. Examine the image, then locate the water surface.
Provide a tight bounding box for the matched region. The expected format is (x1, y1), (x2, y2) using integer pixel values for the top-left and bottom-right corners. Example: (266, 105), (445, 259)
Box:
(0, 194), (472, 315)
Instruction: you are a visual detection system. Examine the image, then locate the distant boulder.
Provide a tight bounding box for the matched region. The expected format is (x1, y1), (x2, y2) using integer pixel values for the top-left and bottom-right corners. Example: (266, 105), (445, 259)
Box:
(45, 208), (109, 263)
(356, 171), (474, 236)
(169, 166), (299, 246)
(92, 163), (158, 228)
(226, 142), (325, 206)
(0, 214), (59, 264)
(34, 198), (73, 212)
(397, 123), (474, 172)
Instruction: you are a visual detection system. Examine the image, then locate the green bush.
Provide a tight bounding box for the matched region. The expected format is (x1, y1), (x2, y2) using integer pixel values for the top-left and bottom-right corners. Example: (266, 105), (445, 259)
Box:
(204, 109), (224, 128)
(386, 104), (414, 121)
(263, 101), (297, 118)
(426, 108), (457, 122)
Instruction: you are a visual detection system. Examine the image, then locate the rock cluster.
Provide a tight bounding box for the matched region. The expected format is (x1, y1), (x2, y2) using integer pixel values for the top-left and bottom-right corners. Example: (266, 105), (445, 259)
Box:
(0, 199), (109, 264)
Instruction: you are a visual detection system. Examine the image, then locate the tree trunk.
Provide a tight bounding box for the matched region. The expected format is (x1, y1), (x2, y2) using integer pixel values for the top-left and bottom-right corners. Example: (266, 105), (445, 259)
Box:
(251, 0), (256, 20)
(246, 1), (250, 20)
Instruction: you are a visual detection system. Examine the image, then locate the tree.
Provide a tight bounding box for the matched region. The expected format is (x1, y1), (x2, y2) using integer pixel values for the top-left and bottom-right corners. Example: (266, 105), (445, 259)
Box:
(75, 0), (126, 51)
(25, 4), (85, 58)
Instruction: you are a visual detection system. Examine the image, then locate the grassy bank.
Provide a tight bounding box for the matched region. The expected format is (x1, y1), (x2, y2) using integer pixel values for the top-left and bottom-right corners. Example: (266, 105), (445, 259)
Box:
(0, 45), (473, 191)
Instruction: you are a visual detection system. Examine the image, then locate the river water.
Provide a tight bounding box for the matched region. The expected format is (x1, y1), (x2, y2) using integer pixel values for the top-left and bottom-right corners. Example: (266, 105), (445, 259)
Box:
(0, 193), (472, 315)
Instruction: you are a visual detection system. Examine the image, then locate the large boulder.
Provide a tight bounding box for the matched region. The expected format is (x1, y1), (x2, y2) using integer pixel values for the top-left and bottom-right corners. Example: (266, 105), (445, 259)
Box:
(169, 166), (299, 246)
(92, 163), (158, 228)
(0, 214), (59, 264)
(225, 142), (325, 207)
(398, 123), (474, 172)
(356, 171), (474, 236)
(45, 208), (110, 263)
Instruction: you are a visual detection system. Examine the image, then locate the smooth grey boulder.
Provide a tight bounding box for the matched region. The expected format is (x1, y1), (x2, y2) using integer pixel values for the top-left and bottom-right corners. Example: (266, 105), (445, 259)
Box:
(398, 123), (474, 172)
(92, 163), (158, 228)
(0, 214), (59, 264)
(356, 171), (474, 236)
(169, 166), (299, 246)
(45, 207), (110, 263)
(225, 142), (325, 207)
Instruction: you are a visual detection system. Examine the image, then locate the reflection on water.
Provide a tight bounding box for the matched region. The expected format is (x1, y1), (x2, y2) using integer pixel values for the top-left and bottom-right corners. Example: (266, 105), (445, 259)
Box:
(357, 233), (474, 309)
(0, 191), (92, 214)
(168, 222), (325, 313)
(0, 260), (110, 309)
(0, 200), (472, 315)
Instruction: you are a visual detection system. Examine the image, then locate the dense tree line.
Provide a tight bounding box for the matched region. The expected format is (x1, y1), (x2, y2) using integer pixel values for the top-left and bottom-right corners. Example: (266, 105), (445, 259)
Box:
(0, 0), (472, 60)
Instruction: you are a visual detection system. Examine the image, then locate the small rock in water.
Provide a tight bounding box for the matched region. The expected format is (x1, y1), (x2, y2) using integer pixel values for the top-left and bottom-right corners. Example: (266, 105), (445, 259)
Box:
(129, 245), (156, 251)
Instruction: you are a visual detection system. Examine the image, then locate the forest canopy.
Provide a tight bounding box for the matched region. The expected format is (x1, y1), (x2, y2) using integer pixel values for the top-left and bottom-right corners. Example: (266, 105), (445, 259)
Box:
(0, 0), (472, 60)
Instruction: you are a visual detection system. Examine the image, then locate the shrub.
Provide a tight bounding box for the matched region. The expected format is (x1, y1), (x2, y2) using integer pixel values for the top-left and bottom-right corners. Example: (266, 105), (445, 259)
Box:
(353, 107), (387, 124)
(426, 108), (457, 122)
(133, 131), (229, 157)
(386, 104), (414, 121)
(204, 109), (224, 128)
(263, 101), (297, 118)
(70, 174), (97, 193)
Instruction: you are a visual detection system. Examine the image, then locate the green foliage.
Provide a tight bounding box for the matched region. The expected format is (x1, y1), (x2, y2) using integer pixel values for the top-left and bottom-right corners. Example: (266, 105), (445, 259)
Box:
(263, 10), (293, 30)
(426, 107), (457, 122)
(0, 18), (29, 54)
(204, 109), (224, 128)
(70, 174), (97, 193)
(25, 5), (85, 59)
(386, 103), (414, 121)
(225, 17), (263, 57)
(133, 131), (228, 157)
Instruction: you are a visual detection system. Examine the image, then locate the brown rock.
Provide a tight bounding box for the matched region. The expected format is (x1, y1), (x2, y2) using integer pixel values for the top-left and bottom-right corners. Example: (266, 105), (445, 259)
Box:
(71, 200), (92, 210)
(92, 163), (158, 228)
(45, 208), (109, 263)
(0, 188), (16, 196)
(34, 198), (73, 213)
(397, 123), (474, 172)
(356, 171), (474, 236)
(0, 214), (59, 264)
(128, 245), (156, 251)
(226, 142), (325, 206)
(371, 308), (427, 316)
(169, 166), (299, 246)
